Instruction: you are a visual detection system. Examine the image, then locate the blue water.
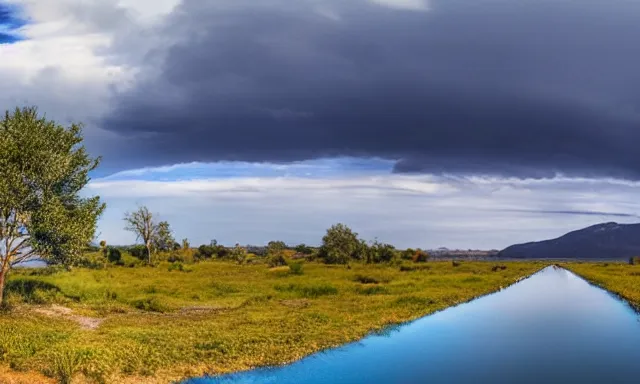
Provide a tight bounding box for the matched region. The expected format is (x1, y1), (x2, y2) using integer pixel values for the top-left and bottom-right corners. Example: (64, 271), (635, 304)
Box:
(186, 266), (640, 384)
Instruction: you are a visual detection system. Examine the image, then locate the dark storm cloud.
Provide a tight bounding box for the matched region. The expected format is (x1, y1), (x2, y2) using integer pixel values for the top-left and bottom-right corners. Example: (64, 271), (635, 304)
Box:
(102, 0), (640, 177)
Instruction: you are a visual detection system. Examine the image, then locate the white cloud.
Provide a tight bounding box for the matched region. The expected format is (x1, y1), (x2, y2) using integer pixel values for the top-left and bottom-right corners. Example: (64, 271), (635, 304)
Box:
(86, 171), (640, 249)
(0, 0), (179, 131)
(369, 0), (430, 11)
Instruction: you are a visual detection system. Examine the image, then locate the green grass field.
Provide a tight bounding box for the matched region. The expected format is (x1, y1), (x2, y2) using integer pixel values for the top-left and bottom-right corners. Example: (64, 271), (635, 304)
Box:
(0, 260), (544, 383)
(563, 262), (640, 311)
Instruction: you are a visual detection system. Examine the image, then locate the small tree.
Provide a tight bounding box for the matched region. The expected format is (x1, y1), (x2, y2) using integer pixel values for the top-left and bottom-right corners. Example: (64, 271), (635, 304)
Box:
(319, 223), (359, 264)
(124, 206), (165, 264)
(153, 221), (175, 253)
(267, 241), (287, 267)
(0, 107), (105, 301)
(231, 243), (247, 265)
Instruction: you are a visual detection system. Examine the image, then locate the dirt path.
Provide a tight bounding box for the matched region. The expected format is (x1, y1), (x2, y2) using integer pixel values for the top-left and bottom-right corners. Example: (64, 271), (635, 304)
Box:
(32, 304), (104, 330)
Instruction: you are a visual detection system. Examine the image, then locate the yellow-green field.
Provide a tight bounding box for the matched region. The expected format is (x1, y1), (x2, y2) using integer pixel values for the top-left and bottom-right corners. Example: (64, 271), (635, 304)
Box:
(563, 262), (640, 311)
(0, 260), (545, 383)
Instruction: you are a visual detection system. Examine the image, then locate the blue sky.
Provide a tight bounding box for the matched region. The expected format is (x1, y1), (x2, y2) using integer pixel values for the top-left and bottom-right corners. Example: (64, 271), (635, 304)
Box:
(3, 0), (640, 249)
(0, 3), (24, 44)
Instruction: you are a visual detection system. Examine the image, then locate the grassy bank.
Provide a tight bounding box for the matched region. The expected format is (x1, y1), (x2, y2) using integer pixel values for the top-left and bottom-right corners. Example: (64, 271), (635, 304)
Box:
(563, 262), (640, 311)
(0, 260), (544, 383)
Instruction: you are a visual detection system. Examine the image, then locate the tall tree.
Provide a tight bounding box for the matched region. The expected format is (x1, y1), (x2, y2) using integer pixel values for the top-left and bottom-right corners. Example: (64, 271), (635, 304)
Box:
(124, 206), (158, 264)
(0, 107), (105, 301)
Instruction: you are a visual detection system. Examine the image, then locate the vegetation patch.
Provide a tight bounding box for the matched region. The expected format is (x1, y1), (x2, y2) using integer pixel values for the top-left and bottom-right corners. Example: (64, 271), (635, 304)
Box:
(399, 264), (431, 272)
(131, 297), (167, 313)
(274, 283), (338, 298)
(356, 285), (389, 295)
(393, 295), (436, 308)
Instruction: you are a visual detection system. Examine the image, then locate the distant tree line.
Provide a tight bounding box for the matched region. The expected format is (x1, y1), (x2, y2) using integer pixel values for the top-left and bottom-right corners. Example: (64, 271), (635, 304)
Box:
(93, 207), (430, 269)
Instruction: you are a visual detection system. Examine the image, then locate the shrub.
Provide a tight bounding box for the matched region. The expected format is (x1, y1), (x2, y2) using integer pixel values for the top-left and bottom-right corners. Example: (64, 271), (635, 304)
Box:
(319, 223), (359, 264)
(132, 298), (167, 312)
(267, 241), (287, 264)
(630, 257), (640, 265)
(452, 261), (461, 267)
(168, 263), (184, 272)
(288, 262), (304, 275)
(370, 241), (397, 263)
(412, 249), (429, 263)
(231, 244), (248, 265)
(107, 248), (122, 263)
(400, 248), (414, 260)
(354, 275), (380, 284)
(128, 245), (147, 261)
(491, 265), (508, 272)
(294, 244), (314, 255)
(356, 285), (389, 295)
(267, 254), (287, 268)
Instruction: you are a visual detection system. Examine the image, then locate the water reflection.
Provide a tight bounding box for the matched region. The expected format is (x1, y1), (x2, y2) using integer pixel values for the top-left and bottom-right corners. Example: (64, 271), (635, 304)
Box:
(186, 267), (640, 384)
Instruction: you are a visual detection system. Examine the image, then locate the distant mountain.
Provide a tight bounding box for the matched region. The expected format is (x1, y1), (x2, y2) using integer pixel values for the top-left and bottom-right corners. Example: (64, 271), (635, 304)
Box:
(499, 222), (640, 259)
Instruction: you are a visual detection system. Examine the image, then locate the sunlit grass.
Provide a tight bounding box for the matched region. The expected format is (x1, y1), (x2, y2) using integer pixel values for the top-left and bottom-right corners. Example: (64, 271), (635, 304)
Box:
(0, 260), (545, 383)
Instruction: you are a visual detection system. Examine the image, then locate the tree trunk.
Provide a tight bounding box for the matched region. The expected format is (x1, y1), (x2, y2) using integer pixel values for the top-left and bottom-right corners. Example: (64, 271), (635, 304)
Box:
(0, 268), (8, 305)
(146, 243), (152, 265)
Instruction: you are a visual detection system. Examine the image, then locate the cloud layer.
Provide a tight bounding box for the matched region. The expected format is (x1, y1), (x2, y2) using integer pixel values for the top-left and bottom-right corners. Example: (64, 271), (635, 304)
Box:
(98, 0), (640, 178)
(86, 163), (640, 249)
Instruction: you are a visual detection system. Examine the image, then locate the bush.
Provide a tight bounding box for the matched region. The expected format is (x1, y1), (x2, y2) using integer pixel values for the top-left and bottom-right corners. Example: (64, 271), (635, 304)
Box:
(288, 262), (304, 275)
(231, 244), (248, 265)
(294, 244), (314, 255)
(107, 248), (122, 263)
(132, 297), (167, 312)
(630, 257), (640, 265)
(354, 275), (380, 284)
(491, 265), (508, 272)
(370, 241), (396, 263)
(452, 261), (461, 267)
(356, 285), (389, 295)
(412, 249), (429, 263)
(401, 248), (415, 260)
(128, 245), (147, 261)
(168, 262), (184, 272)
(319, 223), (359, 264)
(267, 254), (287, 268)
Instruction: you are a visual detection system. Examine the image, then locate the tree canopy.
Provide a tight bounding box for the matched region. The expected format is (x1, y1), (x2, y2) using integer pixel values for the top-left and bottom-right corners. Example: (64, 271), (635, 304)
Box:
(0, 107), (105, 299)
